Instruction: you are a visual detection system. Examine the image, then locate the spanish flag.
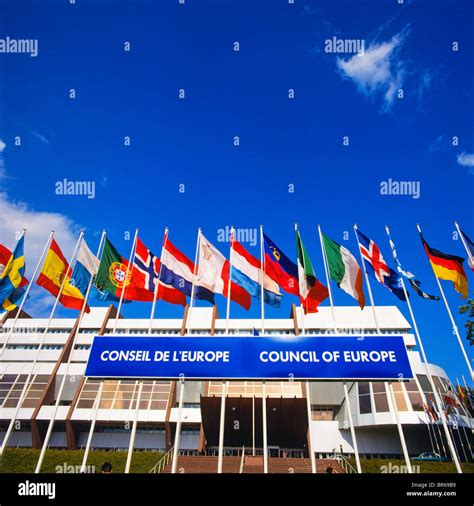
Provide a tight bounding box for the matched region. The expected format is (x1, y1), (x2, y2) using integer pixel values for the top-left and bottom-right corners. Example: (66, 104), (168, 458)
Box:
(420, 234), (468, 299)
(37, 239), (90, 312)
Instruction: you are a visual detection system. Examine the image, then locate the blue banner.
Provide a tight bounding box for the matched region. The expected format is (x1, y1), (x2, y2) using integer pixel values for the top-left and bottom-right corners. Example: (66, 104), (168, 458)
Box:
(85, 335), (413, 380)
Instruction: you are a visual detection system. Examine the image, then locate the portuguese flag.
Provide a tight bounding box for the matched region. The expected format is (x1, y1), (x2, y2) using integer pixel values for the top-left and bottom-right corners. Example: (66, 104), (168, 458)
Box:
(95, 238), (133, 300)
(420, 234), (468, 299)
(295, 229), (328, 313)
(322, 232), (365, 309)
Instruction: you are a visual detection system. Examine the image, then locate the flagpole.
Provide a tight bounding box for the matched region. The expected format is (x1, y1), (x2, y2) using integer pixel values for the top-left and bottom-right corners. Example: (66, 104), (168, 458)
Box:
(318, 225), (361, 473)
(417, 224), (473, 380)
(352, 224), (412, 473)
(385, 225), (462, 473)
(317, 225), (337, 330)
(0, 231), (84, 457)
(437, 391), (463, 463)
(225, 226), (234, 335)
(79, 381), (104, 473)
(218, 227), (234, 473)
(259, 225), (265, 335)
(125, 381), (144, 473)
(171, 378), (185, 473)
(295, 224), (306, 334)
(461, 375), (473, 410)
(0, 231), (54, 356)
(148, 227), (169, 333)
(34, 231), (107, 473)
(186, 228), (201, 335)
(454, 221), (474, 267)
(113, 228), (138, 333)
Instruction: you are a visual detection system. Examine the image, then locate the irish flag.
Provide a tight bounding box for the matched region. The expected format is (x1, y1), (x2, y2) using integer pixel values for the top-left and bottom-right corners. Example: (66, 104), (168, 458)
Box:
(322, 232), (365, 309)
(295, 229), (328, 313)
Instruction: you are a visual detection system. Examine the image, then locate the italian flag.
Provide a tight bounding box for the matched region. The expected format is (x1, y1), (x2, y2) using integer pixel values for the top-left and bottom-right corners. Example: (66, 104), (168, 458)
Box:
(295, 229), (329, 313)
(322, 232), (365, 309)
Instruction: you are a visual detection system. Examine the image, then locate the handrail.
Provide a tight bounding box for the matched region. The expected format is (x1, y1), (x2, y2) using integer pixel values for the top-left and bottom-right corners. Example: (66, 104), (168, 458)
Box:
(149, 446), (174, 474)
(331, 452), (357, 474)
(239, 446), (245, 474)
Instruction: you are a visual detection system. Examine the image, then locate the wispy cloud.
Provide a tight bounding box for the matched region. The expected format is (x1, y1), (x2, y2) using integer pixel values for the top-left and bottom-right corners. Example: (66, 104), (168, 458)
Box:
(457, 152), (474, 174)
(31, 130), (49, 144)
(0, 192), (81, 316)
(0, 139), (6, 181)
(336, 27), (410, 112)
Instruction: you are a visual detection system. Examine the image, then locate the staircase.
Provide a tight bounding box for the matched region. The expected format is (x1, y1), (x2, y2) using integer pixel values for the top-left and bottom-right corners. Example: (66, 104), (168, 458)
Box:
(157, 455), (345, 474)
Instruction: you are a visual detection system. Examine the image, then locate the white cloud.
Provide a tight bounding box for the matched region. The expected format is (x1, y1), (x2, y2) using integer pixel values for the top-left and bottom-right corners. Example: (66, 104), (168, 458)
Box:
(0, 140), (6, 181)
(0, 192), (81, 316)
(0, 139), (6, 153)
(457, 152), (474, 167)
(336, 29), (409, 111)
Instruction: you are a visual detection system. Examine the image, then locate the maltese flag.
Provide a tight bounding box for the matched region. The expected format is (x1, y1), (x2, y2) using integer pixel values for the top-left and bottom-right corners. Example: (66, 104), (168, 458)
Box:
(197, 233), (251, 310)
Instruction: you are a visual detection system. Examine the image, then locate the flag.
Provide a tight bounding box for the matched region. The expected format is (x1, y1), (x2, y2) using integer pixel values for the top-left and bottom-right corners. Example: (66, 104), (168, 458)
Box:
(37, 239), (90, 312)
(71, 240), (100, 296)
(386, 229), (439, 301)
(132, 238), (186, 306)
(355, 229), (407, 301)
(160, 239), (215, 304)
(0, 241), (28, 311)
(295, 229), (329, 313)
(420, 233), (468, 299)
(321, 232), (365, 309)
(425, 396), (438, 422)
(443, 389), (459, 410)
(230, 237), (281, 308)
(263, 232), (299, 296)
(458, 227), (474, 271)
(196, 233), (251, 310)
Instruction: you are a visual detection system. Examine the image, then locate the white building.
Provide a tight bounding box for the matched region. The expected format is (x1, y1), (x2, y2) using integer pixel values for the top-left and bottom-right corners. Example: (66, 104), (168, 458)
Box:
(0, 305), (472, 467)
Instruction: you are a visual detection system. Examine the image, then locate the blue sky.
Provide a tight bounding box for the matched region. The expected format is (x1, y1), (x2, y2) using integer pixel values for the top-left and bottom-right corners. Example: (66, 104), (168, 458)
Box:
(0, 0), (473, 382)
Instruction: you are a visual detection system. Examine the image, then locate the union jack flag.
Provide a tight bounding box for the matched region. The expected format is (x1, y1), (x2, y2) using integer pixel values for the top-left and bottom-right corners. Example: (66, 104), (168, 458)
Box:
(355, 229), (407, 301)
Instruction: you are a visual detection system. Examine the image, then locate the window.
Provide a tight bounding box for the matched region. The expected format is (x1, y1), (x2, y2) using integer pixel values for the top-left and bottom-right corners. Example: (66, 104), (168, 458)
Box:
(390, 382), (408, 411)
(405, 380), (423, 411)
(358, 382), (372, 414)
(372, 382), (389, 413)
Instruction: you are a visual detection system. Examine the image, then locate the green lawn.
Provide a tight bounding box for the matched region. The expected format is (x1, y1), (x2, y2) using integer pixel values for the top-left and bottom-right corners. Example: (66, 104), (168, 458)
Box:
(346, 457), (474, 474)
(0, 448), (164, 474)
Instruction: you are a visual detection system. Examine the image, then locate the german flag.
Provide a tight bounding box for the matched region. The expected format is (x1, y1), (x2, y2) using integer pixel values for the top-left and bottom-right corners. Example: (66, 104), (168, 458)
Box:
(420, 234), (468, 298)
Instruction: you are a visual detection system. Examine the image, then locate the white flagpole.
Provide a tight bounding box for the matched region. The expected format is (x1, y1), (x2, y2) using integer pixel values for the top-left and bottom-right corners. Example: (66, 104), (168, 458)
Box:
(262, 381), (268, 473)
(385, 225), (462, 473)
(148, 227), (169, 333)
(125, 381), (144, 473)
(113, 228), (138, 333)
(318, 225), (361, 473)
(454, 221), (474, 268)
(259, 225), (265, 335)
(79, 381), (104, 473)
(295, 224), (306, 334)
(352, 224), (412, 473)
(35, 231), (107, 473)
(0, 231), (84, 456)
(186, 228), (201, 335)
(305, 381), (317, 473)
(0, 231), (54, 356)
(171, 378), (185, 473)
(417, 224), (473, 380)
(218, 227), (234, 473)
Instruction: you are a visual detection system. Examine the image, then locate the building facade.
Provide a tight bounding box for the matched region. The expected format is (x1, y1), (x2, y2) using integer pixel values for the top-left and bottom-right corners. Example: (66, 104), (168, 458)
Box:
(0, 305), (472, 465)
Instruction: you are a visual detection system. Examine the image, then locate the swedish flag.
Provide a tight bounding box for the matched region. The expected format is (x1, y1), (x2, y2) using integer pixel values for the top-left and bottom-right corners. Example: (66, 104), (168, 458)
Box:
(0, 235), (26, 310)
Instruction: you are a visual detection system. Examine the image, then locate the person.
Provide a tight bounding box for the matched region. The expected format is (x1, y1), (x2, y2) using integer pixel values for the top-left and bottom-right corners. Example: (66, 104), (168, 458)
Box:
(101, 462), (113, 474)
(326, 463), (337, 474)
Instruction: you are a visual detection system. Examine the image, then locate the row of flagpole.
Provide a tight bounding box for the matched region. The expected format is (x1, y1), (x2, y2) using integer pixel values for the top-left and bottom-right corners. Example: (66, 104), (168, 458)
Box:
(0, 221), (472, 472)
